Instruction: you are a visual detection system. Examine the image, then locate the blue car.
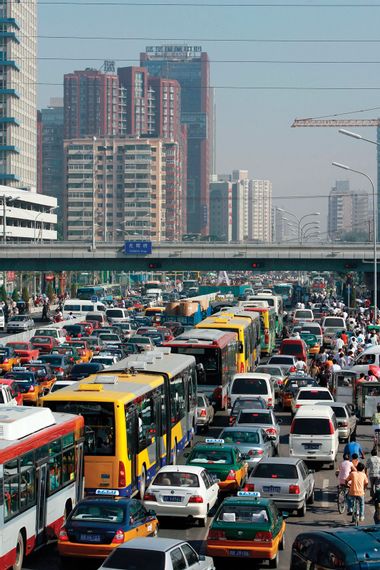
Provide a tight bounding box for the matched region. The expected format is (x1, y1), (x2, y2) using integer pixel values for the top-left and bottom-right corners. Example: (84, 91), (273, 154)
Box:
(291, 527), (380, 569)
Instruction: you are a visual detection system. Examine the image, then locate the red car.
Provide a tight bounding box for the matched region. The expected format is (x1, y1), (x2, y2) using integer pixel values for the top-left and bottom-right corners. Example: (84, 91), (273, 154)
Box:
(279, 338), (308, 362)
(0, 379), (23, 405)
(30, 335), (60, 354)
(6, 341), (39, 363)
(77, 321), (95, 336)
(156, 326), (174, 342)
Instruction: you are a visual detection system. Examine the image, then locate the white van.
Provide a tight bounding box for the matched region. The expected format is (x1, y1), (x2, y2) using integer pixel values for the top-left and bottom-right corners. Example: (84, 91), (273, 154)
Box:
(0, 307), (4, 330)
(228, 373), (275, 409)
(351, 346), (380, 374)
(289, 405), (339, 468)
(63, 299), (106, 318)
(321, 316), (346, 332)
(105, 308), (130, 324)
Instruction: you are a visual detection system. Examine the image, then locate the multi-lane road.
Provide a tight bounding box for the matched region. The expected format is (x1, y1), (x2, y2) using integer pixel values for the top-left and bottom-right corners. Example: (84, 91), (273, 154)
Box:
(22, 409), (376, 570)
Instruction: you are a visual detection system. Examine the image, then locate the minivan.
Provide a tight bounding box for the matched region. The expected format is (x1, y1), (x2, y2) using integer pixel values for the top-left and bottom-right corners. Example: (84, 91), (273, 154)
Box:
(351, 345), (380, 374)
(105, 308), (130, 324)
(228, 372), (275, 409)
(63, 299), (106, 318)
(289, 405), (339, 468)
(293, 309), (314, 324)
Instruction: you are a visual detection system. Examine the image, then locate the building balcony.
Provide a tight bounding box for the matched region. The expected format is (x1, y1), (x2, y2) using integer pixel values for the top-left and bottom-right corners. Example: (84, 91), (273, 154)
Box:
(0, 88), (19, 98)
(0, 18), (20, 30)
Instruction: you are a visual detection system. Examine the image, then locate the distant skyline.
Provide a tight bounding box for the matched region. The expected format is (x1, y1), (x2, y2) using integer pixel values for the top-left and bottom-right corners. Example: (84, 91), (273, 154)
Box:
(38, 1), (380, 235)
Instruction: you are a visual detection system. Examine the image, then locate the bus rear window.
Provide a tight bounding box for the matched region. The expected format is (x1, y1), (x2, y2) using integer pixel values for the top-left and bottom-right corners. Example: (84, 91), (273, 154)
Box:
(45, 401), (115, 456)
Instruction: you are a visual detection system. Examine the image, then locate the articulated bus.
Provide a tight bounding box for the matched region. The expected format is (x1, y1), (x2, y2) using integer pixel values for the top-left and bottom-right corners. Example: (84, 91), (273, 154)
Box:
(0, 407), (84, 570)
(196, 315), (255, 373)
(163, 329), (238, 410)
(42, 353), (197, 500)
(239, 305), (276, 356)
(213, 308), (261, 366)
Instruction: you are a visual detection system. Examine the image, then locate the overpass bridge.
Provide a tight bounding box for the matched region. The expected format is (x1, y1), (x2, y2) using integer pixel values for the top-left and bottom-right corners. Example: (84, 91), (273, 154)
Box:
(1, 241), (378, 272)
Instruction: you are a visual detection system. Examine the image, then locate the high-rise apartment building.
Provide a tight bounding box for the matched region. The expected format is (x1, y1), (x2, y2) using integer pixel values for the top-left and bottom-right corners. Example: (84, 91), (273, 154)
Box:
(64, 137), (184, 243)
(64, 67), (126, 139)
(141, 45), (213, 235)
(328, 180), (369, 240)
(209, 181), (232, 241)
(39, 98), (64, 208)
(248, 180), (272, 242)
(0, 0), (37, 188)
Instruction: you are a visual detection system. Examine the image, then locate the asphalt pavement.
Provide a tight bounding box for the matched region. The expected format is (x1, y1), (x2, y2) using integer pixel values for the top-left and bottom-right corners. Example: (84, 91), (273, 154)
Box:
(22, 407), (376, 570)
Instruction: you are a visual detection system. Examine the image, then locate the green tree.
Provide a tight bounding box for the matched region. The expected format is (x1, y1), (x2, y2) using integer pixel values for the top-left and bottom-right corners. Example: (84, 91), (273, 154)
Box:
(12, 289), (20, 302)
(21, 286), (30, 303)
(46, 283), (55, 303)
(0, 284), (7, 303)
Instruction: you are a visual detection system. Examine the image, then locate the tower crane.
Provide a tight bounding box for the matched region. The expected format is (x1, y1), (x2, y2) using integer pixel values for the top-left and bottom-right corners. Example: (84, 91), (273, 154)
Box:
(292, 119), (380, 128)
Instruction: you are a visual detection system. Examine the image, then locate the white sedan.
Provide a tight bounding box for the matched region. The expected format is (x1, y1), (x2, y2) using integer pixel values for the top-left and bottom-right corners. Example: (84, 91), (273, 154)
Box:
(143, 465), (219, 526)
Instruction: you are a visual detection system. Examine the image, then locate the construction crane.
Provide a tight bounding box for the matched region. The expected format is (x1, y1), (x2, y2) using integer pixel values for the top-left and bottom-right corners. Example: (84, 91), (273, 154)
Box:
(292, 119), (380, 128)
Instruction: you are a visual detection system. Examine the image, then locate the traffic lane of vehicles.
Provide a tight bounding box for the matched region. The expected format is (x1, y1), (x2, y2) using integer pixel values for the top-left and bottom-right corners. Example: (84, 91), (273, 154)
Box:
(19, 410), (378, 570)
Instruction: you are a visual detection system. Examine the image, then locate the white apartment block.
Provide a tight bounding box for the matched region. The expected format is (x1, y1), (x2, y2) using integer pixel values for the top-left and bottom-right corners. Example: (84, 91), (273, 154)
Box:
(249, 179), (272, 242)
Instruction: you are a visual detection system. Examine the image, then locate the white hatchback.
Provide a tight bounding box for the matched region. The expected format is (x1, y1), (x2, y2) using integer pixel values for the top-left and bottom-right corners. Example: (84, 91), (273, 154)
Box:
(291, 387), (334, 416)
(143, 465), (219, 526)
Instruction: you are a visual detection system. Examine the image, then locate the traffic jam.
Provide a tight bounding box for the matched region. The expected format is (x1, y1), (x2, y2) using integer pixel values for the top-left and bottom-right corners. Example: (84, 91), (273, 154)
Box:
(1, 273), (380, 570)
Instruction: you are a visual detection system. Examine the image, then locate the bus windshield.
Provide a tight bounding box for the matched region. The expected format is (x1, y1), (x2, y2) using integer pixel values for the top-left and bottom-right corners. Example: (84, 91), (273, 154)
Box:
(46, 401), (115, 456)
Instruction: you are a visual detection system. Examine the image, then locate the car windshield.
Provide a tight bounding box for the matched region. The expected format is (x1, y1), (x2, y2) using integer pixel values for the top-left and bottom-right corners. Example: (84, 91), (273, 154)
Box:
(231, 377), (268, 395)
(92, 358), (113, 365)
(71, 503), (125, 523)
(6, 372), (34, 382)
(222, 430), (260, 444)
(238, 412), (272, 424)
(301, 325), (321, 334)
(72, 364), (101, 373)
(32, 337), (51, 344)
(153, 472), (199, 487)
(298, 390), (333, 401)
(9, 316), (28, 322)
(197, 396), (205, 406)
(36, 330), (55, 337)
(253, 463), (298, 479)
(128, 337), (151, 344)
(190, 449), (233, 464)
(39, 356), (64, 365)
(324, 318), (345, 327)
(217, 504), (269, 523)
(232, 399), (266, 414)
(293, 418), (331, 435)
(330, 406), (346, 418)
(102, 549), (165, 570)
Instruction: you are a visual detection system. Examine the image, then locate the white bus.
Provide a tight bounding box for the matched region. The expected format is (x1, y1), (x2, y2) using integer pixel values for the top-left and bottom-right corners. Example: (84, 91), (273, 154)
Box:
(0, 407), (84, 570)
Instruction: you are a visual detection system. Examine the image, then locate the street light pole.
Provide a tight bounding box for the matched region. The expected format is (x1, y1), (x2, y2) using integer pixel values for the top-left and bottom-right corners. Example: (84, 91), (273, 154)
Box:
(277, 208), (320, 243)
(92, 136), (97, 252)
(332, 162), (377, 320)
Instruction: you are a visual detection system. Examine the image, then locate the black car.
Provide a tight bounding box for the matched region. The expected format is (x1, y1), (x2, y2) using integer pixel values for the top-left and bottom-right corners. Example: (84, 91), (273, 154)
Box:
(38, 354), (73, 379)
(69, 362), (105, 381)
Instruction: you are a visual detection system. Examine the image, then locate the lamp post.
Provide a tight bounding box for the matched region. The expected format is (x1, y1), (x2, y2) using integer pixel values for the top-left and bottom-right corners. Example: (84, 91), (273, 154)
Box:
(332, 161), (377, 320)
(34, 206), (59, 243)
(277, 208), (320, 243)
(301, 221), (320, 242)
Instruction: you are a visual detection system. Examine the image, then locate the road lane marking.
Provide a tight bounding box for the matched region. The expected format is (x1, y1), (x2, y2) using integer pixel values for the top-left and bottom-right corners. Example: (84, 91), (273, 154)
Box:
(321, 478), (330, 507)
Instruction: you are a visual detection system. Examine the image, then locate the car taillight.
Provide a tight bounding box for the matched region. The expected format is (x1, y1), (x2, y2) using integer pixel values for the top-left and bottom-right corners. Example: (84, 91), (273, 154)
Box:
(200, 409), (207, 417)
(340, 420), (348, 427)
(329, 421), (335, 435)
(2, 358), (8, 364)
(56, 367), (64, 373)
(290, 420), (295, 434)
(111, 529), (125, 544)
(143, 492), (156, 501)
(189, 495), (203, 503)
(248, 449), (263, 456)
(254, 531), (272, 543)
(267, 398), (272, 407)
(289, 366), (296, 372)
(266, 427), (277, 436)
(28, 386), (35, 392)
(118, 461), (126, 487)
(208, 529), (226, 540)
(295, 404), (301, 409)
(289, 485), (300, 494)
(227, 397), (231, 408)
(244, 483), (255, 491)
(229, 416), (236, 426)
(59, 527), (69, 542)
(226, 469), (236, 481)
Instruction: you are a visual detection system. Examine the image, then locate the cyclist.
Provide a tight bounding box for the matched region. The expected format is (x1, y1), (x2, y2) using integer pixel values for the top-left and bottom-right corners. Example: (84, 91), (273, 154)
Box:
(343, 439), (365, 461)
(345, 462), (368, 522)
(366, 448), (380, 499)
(336, 453), (356, 511)
(371, 403), (380, 446)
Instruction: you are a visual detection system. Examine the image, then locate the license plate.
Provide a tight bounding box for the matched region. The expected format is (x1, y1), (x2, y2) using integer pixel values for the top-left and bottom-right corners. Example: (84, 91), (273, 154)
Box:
(229, 550), (250, 557)
(263, 486), (281, 493)
(80, 534), (101, 542)
(163, 496), (182, 502)
(304, 443), (320, 450)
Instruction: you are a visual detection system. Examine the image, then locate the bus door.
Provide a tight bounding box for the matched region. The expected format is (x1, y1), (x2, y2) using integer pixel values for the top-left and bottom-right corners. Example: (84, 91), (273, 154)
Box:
(75, 439), (85, 503)
(35, 461), (48, 547)
(153, 394), (163, 468)
(126, 406), (138, 494)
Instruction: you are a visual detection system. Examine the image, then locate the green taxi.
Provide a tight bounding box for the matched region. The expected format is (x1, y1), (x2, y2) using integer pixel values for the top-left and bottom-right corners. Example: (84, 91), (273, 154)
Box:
(207, 492), (286, 568)
(300, 332), (320, 355)
(185, 439), (248, 492)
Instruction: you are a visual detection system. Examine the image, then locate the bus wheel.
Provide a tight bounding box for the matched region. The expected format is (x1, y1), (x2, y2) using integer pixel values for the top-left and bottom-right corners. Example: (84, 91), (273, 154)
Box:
(139, 466), (147, 501)
(13, 533), (24, 570)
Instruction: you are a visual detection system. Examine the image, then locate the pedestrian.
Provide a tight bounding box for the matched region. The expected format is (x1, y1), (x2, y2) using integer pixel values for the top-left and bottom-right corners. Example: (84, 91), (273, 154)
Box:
(345, 462), (368, 521)
(295, 357), (307, 373)
(366, 448), (380, 499)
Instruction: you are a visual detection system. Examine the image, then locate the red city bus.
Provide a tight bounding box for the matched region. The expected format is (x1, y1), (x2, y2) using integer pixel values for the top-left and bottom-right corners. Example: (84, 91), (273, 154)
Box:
(164, 328), (238, 410)
(0, 406), (84, 570)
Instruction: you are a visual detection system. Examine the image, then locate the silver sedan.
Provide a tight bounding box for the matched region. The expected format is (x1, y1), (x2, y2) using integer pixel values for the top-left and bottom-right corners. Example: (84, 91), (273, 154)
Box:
(235, 408), (281, 454)
(245, 457), (315, 517)
(219, 426), (274, 470)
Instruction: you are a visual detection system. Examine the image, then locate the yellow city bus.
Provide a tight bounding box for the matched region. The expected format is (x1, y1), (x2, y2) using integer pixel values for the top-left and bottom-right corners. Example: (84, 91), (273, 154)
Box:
(196, 316), (254, 373)
(213, 308), (261, 366)
(241, 306), (276, 356)
(41, 353), (197, 500)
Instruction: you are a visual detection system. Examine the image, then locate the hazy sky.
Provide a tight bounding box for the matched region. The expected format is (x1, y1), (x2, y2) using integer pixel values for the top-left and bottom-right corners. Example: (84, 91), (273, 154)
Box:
(38, 1), (380, 237)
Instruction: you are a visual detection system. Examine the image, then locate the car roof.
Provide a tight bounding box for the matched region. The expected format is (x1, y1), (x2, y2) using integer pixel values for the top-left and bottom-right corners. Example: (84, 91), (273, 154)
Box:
(115, 537), (189, 551)
(232, 373), (272, 380)
(297, 386), (331, 392)
(253, 457), (301, 465)
(155, 465), (207, 474)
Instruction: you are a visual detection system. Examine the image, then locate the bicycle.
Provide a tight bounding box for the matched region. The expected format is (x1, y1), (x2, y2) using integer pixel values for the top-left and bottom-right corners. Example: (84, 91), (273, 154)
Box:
(337, 485), (348, 514)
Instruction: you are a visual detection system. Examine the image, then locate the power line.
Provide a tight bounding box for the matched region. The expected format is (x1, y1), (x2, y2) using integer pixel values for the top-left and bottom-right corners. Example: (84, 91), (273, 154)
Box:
(31, 1), (380, 6)
(36, 34), (380, 43)
(26, 56), (380, 64)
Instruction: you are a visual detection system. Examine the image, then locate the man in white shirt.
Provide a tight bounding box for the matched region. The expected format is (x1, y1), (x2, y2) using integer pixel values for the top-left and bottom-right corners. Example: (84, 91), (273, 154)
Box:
(295, 357), (307, 372)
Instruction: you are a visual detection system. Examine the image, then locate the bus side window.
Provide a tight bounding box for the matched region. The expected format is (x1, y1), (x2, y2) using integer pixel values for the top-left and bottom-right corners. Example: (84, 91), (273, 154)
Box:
(170, 376), (186, 424)
(20, 451), (35, 508)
